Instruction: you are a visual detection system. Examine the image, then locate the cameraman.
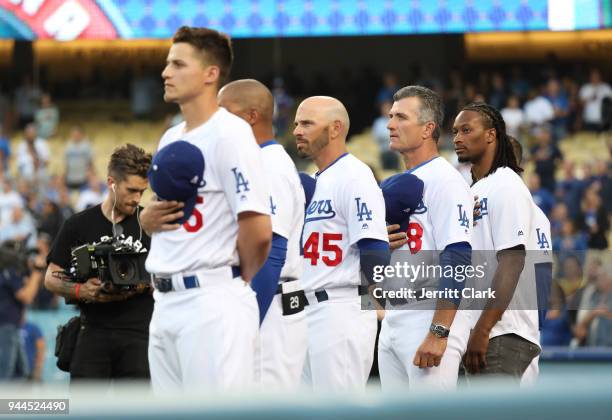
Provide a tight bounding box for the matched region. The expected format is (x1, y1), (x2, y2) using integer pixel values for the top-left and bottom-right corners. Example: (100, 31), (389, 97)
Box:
(44, 144), (153, 382)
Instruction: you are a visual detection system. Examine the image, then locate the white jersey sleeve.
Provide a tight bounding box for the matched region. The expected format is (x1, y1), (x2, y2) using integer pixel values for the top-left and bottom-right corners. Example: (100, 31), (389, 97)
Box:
(428, 177), (473, 249)
(489, 180), (532, 252)
(215, 125), (270, 218)
(340, 176), (389, 246)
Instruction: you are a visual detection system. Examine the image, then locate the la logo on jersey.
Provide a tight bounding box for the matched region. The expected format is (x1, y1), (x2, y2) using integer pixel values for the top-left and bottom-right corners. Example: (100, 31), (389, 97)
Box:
(231, 167), (250, 194)
(457, 204), (469, 228)
(305, 199), (336, 223)
(355, 198), (372, 221)
(536, 228), (550, 250)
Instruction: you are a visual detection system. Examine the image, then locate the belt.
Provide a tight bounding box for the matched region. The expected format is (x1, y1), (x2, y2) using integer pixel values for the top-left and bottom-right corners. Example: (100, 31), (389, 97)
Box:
(275, 277), (298, 294)
(153, 266), (241, 293)
(305, 285), (369, 305)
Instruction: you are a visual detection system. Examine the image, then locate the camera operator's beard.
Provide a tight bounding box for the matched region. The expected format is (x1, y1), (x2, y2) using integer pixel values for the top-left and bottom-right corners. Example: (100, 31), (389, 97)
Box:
(117, 202), (138, 216)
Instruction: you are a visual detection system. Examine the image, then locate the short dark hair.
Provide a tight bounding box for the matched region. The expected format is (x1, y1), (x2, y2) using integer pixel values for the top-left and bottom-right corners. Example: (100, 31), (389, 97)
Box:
(107, 144), (152, 181)
(393, 85), (444, 141)
(173, 26), (233, 86)
(462, 102), (523, 176)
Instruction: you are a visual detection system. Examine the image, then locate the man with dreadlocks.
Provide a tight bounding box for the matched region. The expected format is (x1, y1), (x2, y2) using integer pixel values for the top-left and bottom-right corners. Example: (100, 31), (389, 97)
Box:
(453, 102), (541, 381)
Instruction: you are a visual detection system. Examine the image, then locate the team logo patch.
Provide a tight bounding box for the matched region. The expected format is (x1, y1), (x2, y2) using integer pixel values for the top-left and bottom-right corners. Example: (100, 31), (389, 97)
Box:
(536, 228), (550, 249)
(355, 197), (373, 221)
(305, 199), (336, 223)
(474, 197), (488, 221)
(457, 204), (470, 228)
(231, 167), (250, 194)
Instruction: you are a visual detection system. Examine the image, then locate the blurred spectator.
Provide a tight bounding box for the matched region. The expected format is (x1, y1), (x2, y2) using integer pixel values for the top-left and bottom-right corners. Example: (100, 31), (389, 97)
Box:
(574, 268), (612, 346)
(509, 65), (530, 101)
(57, 188), (75, 221)
(577, 185), (610, 250)
(556, 161), (585, 220)
(16, 124), (49, 183)
(19, 321), (45, 381)
(530, 126), (563, 193)
(528, 173), (556, 217)
(64, 126), (93, 190)
(37, 197), (65, 241)
(562, 76), (581, 133)
(488, 72), (507, 110)
(553, 219), (588, 269)
(0, 207), (37, 249)
(0, 262), (44, 380)
(542, 256), (584, 346)
(501, 95), (525, 140)
(550, 202), (569, 239)
(376, 72), (399, 105)
(601, 161), (612, 214)
(74, 172), (107, 212)
(0, 178), (23, 227)
(0, 126), (9, 176)
(34, 93), (59, 140)
(372, 101), (398, 170)
(524, 87), (554, 130)
(13, 75), (41, 129)
(579, 69), (611, 132)
(30, 234), (57, 311)
(130, 67), (159, 119)
(546, 78), (570, 142)
(272, 77), (294, 136)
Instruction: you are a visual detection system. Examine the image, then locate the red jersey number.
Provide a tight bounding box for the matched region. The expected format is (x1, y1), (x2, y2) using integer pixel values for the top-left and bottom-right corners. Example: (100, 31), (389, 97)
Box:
(406, 222), (423, 254)
(183, 196), (204, 232)
(303, 232), (343, 266)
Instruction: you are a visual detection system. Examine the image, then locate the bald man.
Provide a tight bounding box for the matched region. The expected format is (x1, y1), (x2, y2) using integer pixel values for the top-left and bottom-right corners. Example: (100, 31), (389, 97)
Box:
(293, 96), (390, 390)
(218, 79), (308, 390)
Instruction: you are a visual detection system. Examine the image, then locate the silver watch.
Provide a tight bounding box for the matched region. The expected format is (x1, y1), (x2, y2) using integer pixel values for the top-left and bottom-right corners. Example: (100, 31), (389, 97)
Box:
(430, 323), (450, 338)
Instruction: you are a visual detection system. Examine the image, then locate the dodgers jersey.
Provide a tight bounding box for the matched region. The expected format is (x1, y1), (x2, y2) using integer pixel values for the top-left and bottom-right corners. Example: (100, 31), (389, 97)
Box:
(300, 153), (387, 292)
(471, 167), (539, 346)
(146, 108), (270, 276)
(260, 140), (305, 280)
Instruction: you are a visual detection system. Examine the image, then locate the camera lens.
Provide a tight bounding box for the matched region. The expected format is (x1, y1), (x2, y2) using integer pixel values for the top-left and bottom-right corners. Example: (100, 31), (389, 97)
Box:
(109, 255), (136, 284)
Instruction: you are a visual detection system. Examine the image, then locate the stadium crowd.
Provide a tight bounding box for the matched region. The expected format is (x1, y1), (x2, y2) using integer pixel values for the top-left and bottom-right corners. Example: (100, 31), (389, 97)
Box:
(0, 63), (610, 382)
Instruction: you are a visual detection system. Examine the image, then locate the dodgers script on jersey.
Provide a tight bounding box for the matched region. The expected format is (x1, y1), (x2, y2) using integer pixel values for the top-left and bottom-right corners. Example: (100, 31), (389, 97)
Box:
(300, 153), (387, 292)
(470, 167), (539, 346)
(260, 141), (305, 279)
(145, 108), (270, 276)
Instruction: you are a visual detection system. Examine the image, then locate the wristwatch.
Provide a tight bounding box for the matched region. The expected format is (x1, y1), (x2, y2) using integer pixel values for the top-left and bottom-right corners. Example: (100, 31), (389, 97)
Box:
(430, 323), (450, 338)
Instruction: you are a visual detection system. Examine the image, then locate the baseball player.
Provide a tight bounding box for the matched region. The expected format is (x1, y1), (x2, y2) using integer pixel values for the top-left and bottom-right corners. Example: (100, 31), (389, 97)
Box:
(217, 78), (307, 390)
(140, 26), (272, 392)
(378, 86), (473, 390)
(294, 96), (389, 390)
(509, 137), (553, 387)
(453, 102), (541, 380)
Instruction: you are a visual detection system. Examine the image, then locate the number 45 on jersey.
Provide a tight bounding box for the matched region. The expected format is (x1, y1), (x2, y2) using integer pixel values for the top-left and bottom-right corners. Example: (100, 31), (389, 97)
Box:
(303, 232), (343, 266)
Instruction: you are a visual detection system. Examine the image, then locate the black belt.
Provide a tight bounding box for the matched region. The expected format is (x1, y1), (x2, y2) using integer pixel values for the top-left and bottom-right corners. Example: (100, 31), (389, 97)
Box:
(153, 266), (240, 293)
(305, 285), (369, 304)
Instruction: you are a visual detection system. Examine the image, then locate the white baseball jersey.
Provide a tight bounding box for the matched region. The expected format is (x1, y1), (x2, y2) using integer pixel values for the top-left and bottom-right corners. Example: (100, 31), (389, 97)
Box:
(521, 203), (552, 387)
(300, 153), (387, 292)
(388, 157), (473, 295)
(260, 141), (305, 279)
(146, 108), (270, 276)
(471, 167), (539, 346)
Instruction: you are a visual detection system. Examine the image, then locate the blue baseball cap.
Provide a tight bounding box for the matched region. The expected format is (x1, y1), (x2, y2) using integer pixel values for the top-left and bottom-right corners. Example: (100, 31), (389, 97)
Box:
(380, 172), (424, 230)
(299, 172), (316, 211)
(148, 141), (206, 225)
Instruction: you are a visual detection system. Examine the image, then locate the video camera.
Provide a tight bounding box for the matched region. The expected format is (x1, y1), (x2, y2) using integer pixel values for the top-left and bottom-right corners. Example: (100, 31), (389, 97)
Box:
(67, 236), (148, 289)
(0, 239), (33, 275)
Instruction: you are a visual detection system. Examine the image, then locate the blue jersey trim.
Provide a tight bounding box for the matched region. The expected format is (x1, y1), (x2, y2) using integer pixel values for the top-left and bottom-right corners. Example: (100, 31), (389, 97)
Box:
(316, 153), (349, 178)
(405, 156), (440, 174)
(260, 140), (278, 148)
